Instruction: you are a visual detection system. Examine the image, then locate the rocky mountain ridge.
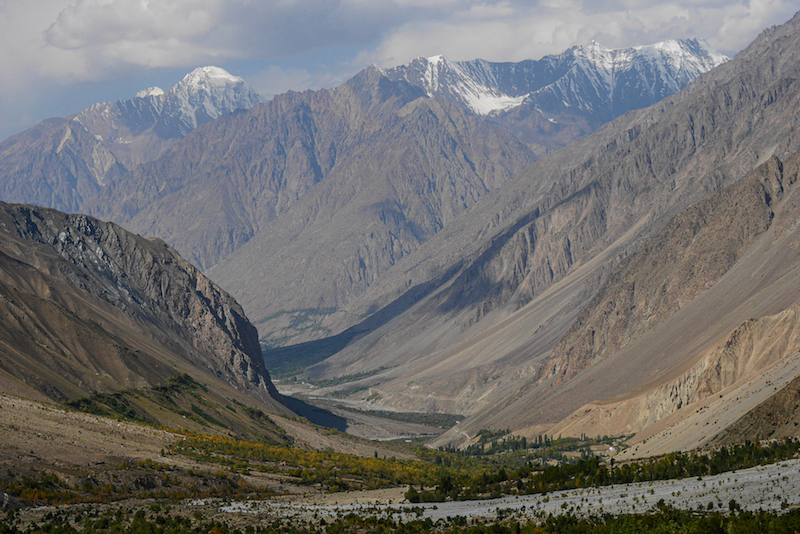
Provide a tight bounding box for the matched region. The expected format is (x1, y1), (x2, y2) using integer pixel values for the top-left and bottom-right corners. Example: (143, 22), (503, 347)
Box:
(0, 202), (281, 407)
(72, 65), (262, 167)
(383, 39), (727, 155)
(0, 118), (126, 213)
(85, 68), (539, 346)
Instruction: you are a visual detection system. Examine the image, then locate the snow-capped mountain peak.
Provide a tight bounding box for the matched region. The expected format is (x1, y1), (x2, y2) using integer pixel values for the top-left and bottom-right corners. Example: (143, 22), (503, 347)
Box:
(175, 66), (245, 91)
(69, 66), (262, 167)
(161, 66), (262, 135)
(384, 38), (728, 119)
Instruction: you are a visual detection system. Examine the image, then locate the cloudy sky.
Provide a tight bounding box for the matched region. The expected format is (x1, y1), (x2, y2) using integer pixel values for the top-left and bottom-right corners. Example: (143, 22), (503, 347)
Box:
(0, 0), (796, 141)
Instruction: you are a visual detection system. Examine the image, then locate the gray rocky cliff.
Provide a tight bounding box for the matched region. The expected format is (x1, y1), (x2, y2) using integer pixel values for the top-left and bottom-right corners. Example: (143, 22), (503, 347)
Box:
(0, 203), (280, 402)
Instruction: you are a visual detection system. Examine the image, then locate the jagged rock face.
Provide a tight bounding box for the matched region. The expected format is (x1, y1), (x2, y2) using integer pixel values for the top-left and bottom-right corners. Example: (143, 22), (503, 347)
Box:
(0, 119), (126, 213)
(0, 203), (279, 403)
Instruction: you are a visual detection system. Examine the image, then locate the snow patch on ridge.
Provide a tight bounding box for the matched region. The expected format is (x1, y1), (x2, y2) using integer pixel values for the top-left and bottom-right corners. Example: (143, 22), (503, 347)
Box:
(409, 55), (529, 115)
(463, 91), (528, 115)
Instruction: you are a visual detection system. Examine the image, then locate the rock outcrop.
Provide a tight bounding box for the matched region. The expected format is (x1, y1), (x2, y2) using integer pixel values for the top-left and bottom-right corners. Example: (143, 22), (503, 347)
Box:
(0, 203), (280, 405)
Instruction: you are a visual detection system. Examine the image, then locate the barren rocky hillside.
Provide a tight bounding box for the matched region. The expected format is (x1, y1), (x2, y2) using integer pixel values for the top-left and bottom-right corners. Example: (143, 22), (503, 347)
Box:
(537, 151), (800, 451)
(0, 119), (125, 213)
(0, 202), (282, 409)
(544, 155), (788, 387)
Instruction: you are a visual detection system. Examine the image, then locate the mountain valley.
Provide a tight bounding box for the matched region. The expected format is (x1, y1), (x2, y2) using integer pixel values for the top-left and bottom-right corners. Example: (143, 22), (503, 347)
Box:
(285, 11), (800, 454)
(4, 13), (800, 522)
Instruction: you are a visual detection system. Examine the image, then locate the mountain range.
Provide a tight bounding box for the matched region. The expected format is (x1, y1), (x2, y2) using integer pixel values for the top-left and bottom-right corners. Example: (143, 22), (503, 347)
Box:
(301, 12), (800, 454)
(384, 39), (727, 155)
(73, 38), (724, 349)
(5, 16), (800, 456)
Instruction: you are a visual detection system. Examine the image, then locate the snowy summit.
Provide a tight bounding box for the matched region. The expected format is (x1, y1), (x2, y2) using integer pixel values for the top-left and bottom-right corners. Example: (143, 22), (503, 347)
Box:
(383, 38), (728, 118)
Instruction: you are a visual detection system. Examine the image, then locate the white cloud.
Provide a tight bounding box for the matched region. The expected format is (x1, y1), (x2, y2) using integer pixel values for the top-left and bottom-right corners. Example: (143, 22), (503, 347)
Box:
(4, 0), (796, 85)
(44, 0), (219, 50)
(0, 0), (410, 86)
(355, 0), (797, 68)
(249, 64), (354, 99)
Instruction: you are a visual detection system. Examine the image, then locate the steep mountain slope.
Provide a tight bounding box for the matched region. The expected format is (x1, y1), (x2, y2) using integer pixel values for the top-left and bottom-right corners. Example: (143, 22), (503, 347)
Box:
(0, 118), (126, 213)
(297, 12), (800, 444)
(0, 203), (282, 413)
(384, 39), (727, 154)
(87, 69), (538, 343)
(545, 156), (785, 388)
(538, 151), (800, 448)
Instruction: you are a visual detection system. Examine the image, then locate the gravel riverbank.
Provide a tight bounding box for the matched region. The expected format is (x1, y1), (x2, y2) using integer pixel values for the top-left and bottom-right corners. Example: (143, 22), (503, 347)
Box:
(219, 458), (800, 521)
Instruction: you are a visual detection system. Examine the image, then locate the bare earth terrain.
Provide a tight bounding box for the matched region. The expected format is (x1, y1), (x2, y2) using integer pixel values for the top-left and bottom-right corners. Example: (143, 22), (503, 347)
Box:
(0, 391), (418, 497)
(4, 389), (800, 527)
(0, 393), (175, 470)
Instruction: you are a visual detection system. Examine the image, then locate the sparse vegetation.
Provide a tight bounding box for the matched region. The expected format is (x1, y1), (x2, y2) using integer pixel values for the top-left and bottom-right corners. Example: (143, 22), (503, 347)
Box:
(66, 374), (206, 425)
(62, 375), (288, 443)
(0, 458), (270, 507)
(290, 367), (391, 388)
(169, 434), (440, 492)
(337, 408), (463, 428)
(411, 437), (800, 502)
(325, 385), (370, 399)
